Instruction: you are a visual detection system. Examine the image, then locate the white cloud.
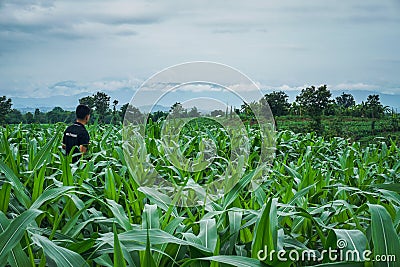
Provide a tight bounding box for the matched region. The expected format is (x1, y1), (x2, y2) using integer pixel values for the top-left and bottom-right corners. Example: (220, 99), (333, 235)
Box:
(332, 83), (378, 91)
(228, 82), (262, 93)
(172, 84), (223, 93)
(0, 0), (168, 40)
(90, 79), (140, 91)
(273, 84), (305, 91)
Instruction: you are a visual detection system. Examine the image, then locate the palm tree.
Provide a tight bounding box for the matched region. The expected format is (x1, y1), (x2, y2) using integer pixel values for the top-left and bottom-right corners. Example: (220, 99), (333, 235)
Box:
(112, 100), (119, 124)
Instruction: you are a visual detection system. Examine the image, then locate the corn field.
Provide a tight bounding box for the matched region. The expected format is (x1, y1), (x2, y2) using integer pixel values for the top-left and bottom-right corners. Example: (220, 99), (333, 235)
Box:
(0, 122), (400, 267)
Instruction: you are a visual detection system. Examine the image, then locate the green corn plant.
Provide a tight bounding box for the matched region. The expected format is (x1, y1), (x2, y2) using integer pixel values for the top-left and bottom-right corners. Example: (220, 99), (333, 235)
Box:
(0, 122), (399, 266)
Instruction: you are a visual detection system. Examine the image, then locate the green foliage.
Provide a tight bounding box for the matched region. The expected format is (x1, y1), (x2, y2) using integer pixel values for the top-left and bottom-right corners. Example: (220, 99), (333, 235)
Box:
(0, 95), (12, 124)
(93, 92), (111, 123)
(263, 91), (290, 116)
(365, 94), (385, 119)
(46, 107), (74, 123)
(211, 109), (225, 117)
(368, 204), (400, 267)
(25, 112), (34, 124)
(79, 91), (111, 123)
(0, 209), (42, 263)
(296, 85), (332, 117)
(251, 198), (278, 264)
(188, 106), (201, 117)
(170, 102), (187, 118)
(123, 104), (144, 124)
(79, 95), (95, 109)
(0, 123), (400, 266)
(295, 85), (333, 133)
(5, 109), (23, 124)
(336, 92), (355, 109)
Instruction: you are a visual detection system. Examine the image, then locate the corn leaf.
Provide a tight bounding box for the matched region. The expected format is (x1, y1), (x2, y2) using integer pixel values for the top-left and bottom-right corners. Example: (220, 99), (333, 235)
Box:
(368, 204), (400, 267)
(32, 234), (89, 267)
(0, 209), (42, 263)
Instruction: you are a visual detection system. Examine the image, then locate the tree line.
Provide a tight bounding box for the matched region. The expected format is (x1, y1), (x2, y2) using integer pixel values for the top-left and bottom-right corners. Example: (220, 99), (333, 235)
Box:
(262, 85), (389, 118)
(0, 86), (397, 127)
(0, 92), (125, 125)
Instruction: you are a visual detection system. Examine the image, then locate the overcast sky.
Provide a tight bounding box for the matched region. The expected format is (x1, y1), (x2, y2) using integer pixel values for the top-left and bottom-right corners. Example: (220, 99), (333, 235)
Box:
(0, 0), (399, 102)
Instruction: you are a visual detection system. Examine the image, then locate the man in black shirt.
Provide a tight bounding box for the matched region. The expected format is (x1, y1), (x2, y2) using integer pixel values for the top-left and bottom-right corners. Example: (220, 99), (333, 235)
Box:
(62, 104), (91, 163)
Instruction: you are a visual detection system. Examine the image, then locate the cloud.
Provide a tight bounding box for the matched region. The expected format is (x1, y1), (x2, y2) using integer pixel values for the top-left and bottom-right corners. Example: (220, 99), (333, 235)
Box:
(212, 28), (249, 34)
(262, 84), (308, 92)
(172, 84), (223, 93)
(380, 88), (400, 95)
(50, 80), (77, 89)
(261, 82), (394, 94)
(0, 0), (168, 41)
(332, 83), (378, 91)
(115, 29), (138, 36)
(1, 78), (141, 98)
(136, 80), (265, 94)
(90, 79), (140, 92)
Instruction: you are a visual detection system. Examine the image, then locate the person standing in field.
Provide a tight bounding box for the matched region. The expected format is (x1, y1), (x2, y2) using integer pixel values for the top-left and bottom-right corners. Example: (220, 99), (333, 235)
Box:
(62, 104), (91, 163)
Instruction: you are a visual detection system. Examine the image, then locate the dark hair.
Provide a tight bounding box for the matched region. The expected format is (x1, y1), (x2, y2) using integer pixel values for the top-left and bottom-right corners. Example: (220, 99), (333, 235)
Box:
(76, 104), (91, 119)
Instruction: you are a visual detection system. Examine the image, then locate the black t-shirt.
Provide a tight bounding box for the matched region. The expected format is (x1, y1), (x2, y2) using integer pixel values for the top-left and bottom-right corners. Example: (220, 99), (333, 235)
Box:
(62, 121), (90, 163)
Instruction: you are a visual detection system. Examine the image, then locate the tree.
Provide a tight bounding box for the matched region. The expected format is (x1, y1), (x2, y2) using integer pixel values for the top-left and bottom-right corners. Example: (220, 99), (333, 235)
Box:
(79, 96), (95, 109)
(34, 108), (44, 123)
(150, 110), (168, 122)
(289, 102), (301, 116)
(5, 109), (23, 124)
(47, 107), (66, 123)
(210, 110), (224, 117)
(113, 100), (119, 113)
(324, 102), (337, 116)
(123, 104), (144, 124)
(119, 103), (129, 121)
(170, 102), (187, 118)
(25, 112), (34, 124)
(93, 92), (111, 123)
(296, 85), (332, 116)
(262, 91), (290, 116)
(296, 85), (333, 133)
(349, 102), (367, 117)
(112, 99), (119, 124)
(365, 94), (384, 119)
(336, 92), (355, 109)
(0, 96), (12, 124)
(188, 107), (200, 118)
(240, 102), (253, 117)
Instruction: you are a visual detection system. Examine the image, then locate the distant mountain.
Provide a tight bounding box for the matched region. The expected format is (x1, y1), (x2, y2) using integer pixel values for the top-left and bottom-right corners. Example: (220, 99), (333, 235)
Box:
(10, 88), (400, 113)
(137, 104), (170, 113)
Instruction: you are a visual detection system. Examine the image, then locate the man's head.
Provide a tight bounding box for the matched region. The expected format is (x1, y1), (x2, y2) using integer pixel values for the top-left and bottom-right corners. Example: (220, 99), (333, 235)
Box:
(76, 104), (91, 124)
